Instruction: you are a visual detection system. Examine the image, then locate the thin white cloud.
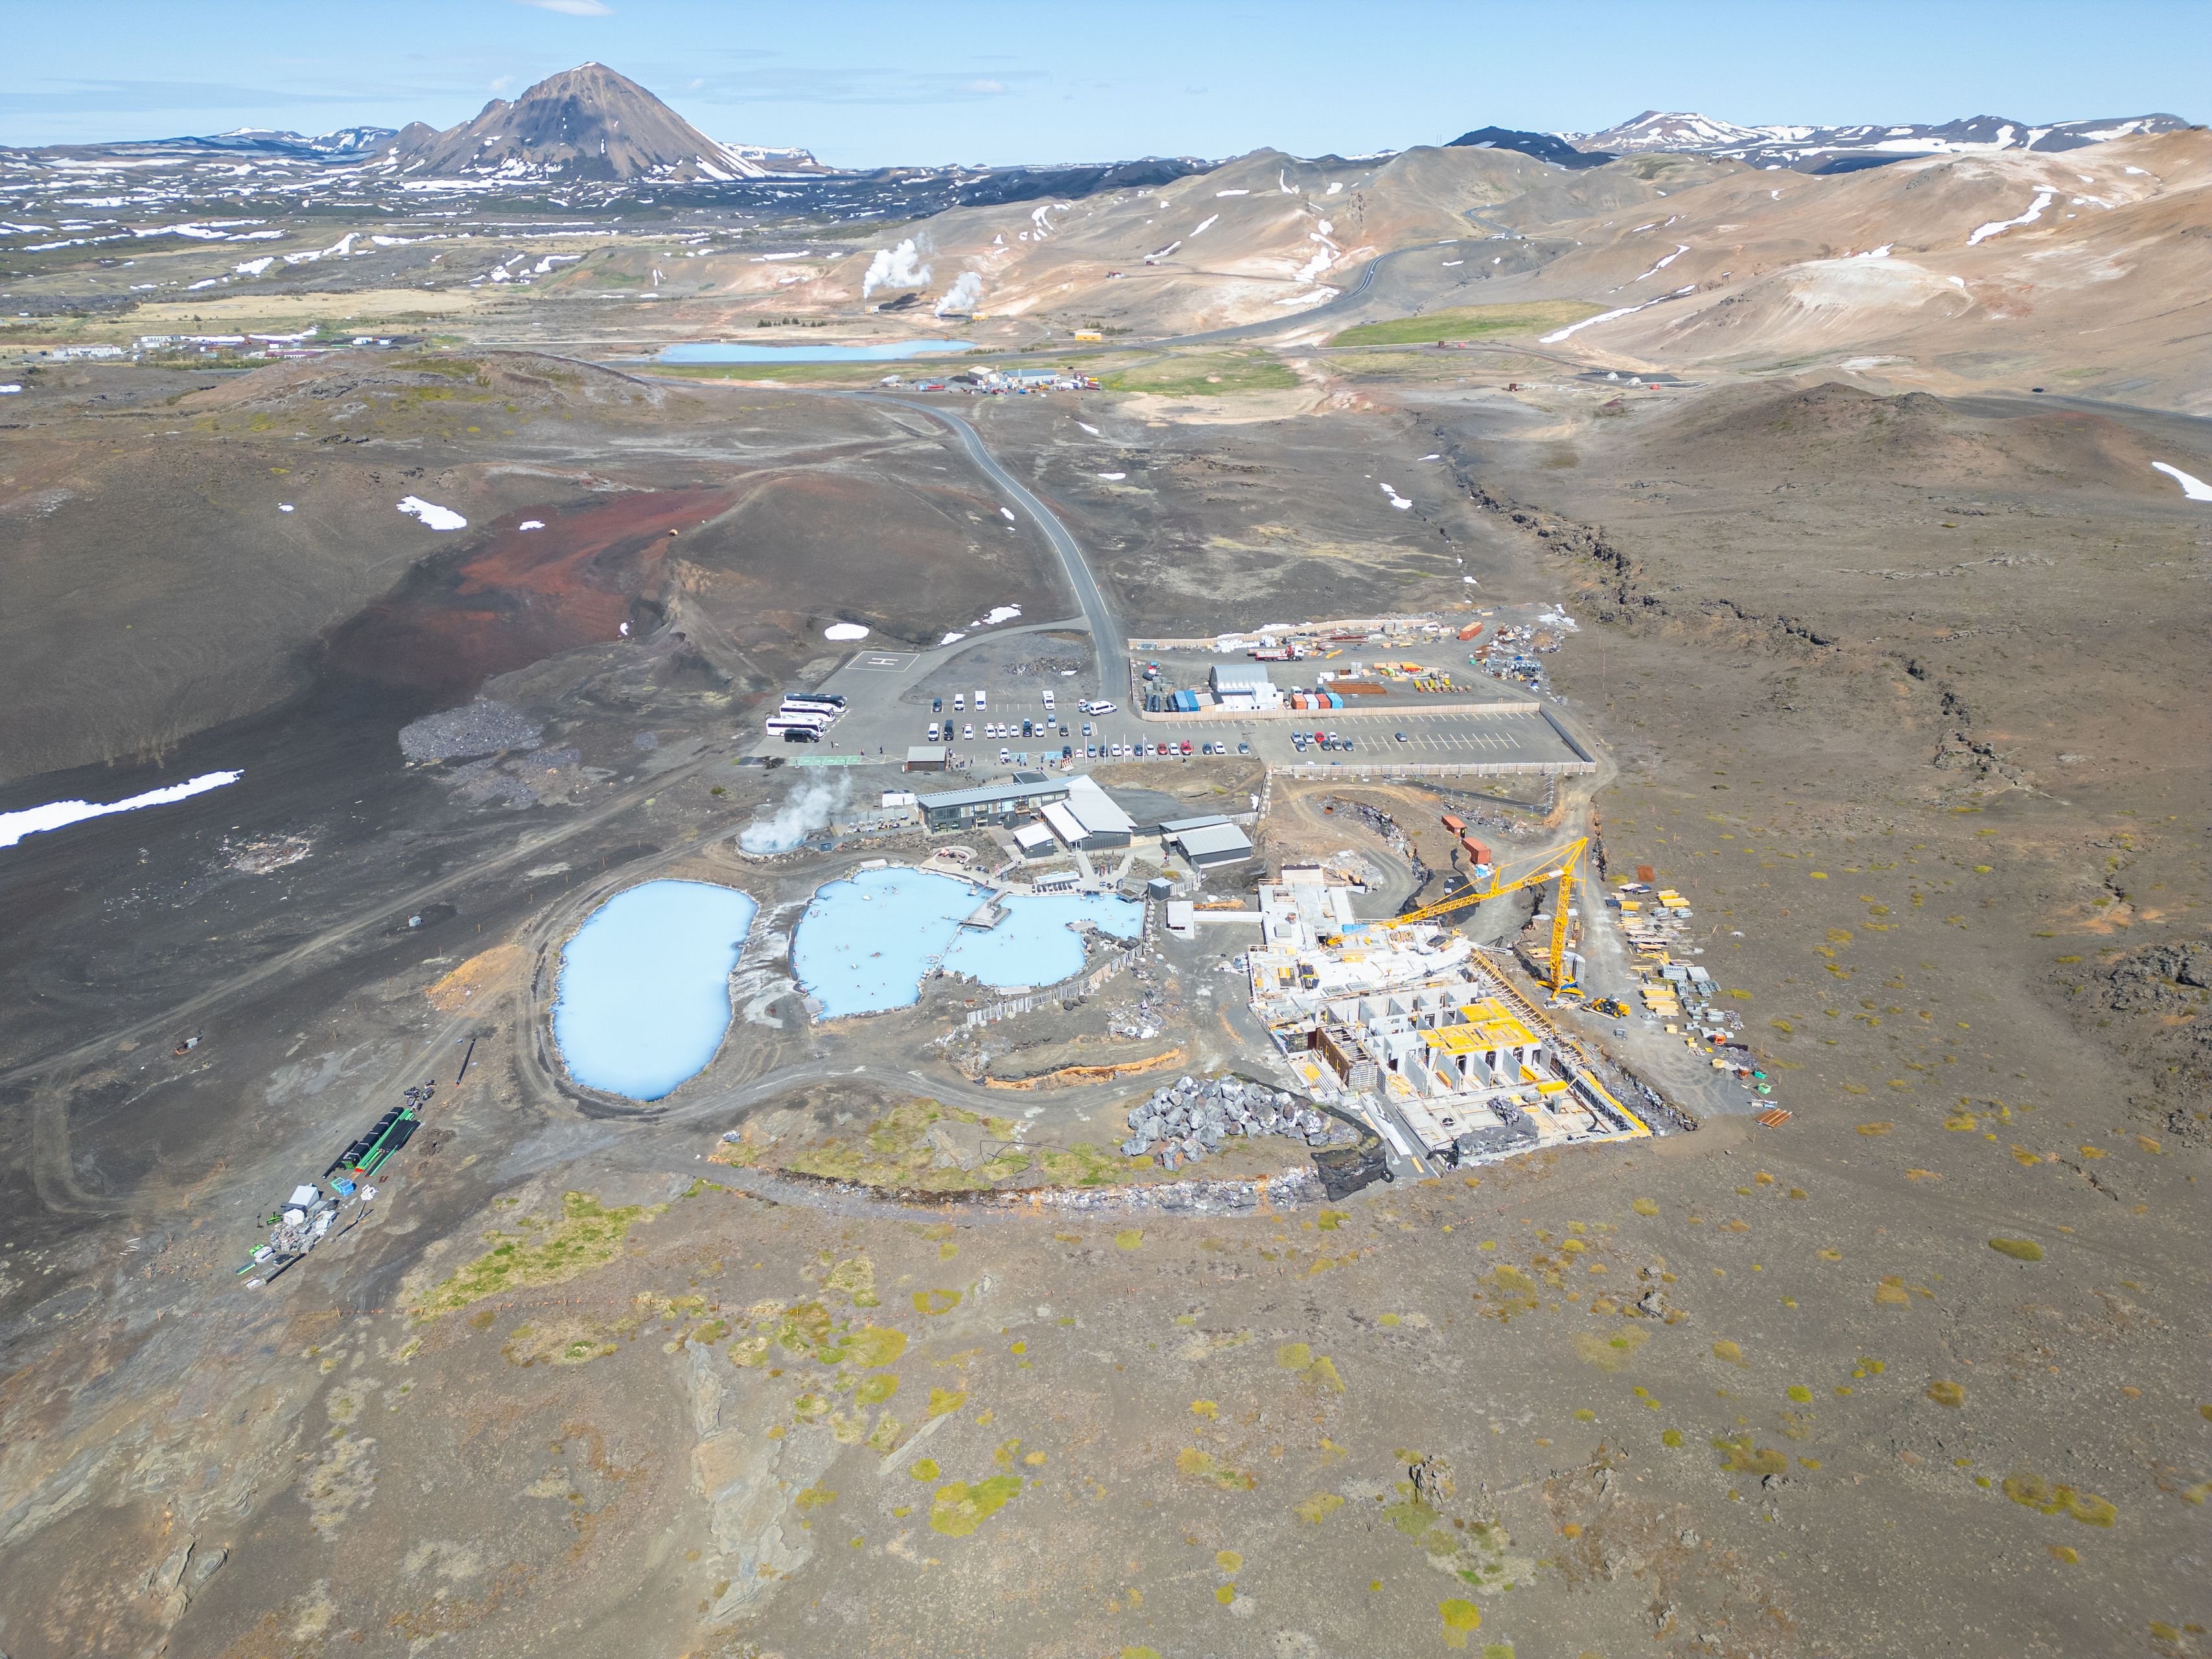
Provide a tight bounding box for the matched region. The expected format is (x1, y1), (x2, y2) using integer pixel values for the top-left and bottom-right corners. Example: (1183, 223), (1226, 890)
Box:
(681, 65), (1045, 106)
(511, 0), (612, 16)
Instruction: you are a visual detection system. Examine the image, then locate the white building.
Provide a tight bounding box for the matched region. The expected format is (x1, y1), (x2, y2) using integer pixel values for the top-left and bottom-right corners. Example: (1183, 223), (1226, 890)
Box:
(1209, 664), (1282, 712)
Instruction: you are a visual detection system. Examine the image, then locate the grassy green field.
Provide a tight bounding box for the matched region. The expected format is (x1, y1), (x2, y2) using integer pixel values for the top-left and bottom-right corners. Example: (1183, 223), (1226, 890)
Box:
(1327, 299), (1602, 348)
(1099, 351), (1301, 397)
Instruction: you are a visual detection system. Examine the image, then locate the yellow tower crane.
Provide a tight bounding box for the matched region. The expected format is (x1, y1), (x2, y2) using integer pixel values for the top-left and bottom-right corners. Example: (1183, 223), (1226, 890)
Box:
(1395, 835), (1589, 993)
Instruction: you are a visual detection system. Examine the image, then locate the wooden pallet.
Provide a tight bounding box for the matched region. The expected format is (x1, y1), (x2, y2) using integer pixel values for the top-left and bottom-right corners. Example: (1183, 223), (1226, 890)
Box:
(1756, 1108), (1793, 1128)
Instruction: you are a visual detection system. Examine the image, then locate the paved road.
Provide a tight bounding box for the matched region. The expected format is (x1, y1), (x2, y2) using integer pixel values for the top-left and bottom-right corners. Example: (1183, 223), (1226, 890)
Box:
(856, 393), (1127, 697)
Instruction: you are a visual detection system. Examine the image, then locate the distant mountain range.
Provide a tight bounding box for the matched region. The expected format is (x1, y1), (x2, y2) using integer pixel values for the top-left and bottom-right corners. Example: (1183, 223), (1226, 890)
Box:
(6, 71), (2195, 213)
(1451, 110), (2192, 174)
(0, 64), (1205, 227)
(1, 65), (819, 182)
(194, 126), (397, 157)
(1572, 110), (2195, 172)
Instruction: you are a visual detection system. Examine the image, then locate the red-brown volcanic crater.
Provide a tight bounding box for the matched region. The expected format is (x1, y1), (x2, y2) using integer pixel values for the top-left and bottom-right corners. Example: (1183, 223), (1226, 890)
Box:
(321, 487), (734, 697)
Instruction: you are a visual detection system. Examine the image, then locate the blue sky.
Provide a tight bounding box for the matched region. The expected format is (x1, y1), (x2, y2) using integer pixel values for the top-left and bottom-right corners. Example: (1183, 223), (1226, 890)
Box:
(5, 0), (2203, 164)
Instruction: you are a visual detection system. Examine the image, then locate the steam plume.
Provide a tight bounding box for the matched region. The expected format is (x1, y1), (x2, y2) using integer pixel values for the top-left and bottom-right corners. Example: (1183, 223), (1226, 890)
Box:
(738, 776), (848, 854)
(935, 271), (983, 316)
(862, 238), (930, 298)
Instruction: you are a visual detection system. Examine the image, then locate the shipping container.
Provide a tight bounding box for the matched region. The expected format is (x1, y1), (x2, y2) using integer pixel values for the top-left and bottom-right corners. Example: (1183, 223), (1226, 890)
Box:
(1440, 814), (1466, 835)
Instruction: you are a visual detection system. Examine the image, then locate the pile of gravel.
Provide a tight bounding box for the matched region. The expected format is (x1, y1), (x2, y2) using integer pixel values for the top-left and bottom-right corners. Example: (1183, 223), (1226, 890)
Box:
(399, 700), (543, 763)
(1121, 1075), (1334, 1171)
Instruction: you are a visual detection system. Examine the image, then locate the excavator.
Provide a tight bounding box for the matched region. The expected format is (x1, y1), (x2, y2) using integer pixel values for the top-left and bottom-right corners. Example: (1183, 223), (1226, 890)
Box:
(1395, 831), (1589, 995)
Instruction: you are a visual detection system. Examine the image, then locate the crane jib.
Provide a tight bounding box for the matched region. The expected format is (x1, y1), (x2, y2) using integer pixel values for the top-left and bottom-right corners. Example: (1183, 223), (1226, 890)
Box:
(1393, 836), (1589, 990)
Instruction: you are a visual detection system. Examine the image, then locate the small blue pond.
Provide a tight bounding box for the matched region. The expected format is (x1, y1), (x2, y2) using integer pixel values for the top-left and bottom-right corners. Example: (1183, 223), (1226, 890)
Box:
(657, 340), (978, 364)
(552, 880), (759, 1100)
(793, 866), (1143, 1019)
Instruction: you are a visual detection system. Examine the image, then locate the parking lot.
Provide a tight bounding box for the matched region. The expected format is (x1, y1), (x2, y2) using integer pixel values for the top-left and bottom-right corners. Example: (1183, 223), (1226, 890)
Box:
(742, 629), (1591, 781)
(759, 693), (1581, 772)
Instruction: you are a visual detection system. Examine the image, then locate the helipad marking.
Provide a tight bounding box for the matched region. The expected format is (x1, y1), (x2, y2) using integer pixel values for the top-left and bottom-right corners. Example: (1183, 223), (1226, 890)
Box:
(848, 652), (919, 673)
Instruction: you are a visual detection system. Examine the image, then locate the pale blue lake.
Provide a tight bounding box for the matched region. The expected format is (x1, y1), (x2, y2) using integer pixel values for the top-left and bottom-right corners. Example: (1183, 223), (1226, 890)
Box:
(793, 866), (1142, 1018)
(552, 879), (759, 1100)
(657, 340), (978, 363)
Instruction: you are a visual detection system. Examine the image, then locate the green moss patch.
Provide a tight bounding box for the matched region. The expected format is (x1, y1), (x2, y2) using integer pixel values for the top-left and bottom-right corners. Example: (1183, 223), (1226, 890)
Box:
(1329, 301), (1601, 348)
(929, 1474), (1021, 1537)
(417, 1191), (661, 1314)
(1100, 351), (1299, 397)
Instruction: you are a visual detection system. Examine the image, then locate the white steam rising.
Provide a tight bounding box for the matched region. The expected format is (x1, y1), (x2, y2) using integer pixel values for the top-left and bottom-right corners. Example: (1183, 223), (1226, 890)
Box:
(862, 238), (930, 298)
(935, 271), (984, 316)
(738, 776), (848, 855)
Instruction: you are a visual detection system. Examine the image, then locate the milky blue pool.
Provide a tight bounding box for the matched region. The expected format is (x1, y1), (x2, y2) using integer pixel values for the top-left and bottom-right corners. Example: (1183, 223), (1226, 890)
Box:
(793, 866), (1143, 1019)
(657, 340), (977, 364)
(552, 880), (759, 1100)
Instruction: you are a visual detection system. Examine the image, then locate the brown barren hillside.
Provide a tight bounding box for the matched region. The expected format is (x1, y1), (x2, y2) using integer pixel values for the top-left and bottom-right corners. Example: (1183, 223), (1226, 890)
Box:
(1476, 128), (2212, 409)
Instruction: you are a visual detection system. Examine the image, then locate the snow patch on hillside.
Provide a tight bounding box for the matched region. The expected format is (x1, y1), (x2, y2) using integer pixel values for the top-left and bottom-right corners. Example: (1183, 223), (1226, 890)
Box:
(1966, 189), (2055, 246)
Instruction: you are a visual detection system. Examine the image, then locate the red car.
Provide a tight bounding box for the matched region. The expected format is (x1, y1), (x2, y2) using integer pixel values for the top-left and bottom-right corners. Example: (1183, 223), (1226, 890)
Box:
(1180, 739), (1193, 756)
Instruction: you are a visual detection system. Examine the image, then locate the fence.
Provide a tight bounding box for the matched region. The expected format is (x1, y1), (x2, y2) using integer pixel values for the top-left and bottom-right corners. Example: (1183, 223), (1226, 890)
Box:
(1274, 760), (1596, 780)
(964, 934), (1147, 1028)
(1131, 697), (1538, 725)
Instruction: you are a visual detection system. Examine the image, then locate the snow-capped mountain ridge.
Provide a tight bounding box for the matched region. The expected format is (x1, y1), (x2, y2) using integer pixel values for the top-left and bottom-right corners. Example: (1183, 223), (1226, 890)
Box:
(1568, 110), (2194, 172)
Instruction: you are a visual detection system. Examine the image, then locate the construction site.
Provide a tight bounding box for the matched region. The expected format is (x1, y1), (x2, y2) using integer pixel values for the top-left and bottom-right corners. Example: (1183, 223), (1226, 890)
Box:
(1243, 814), (1652, 1172)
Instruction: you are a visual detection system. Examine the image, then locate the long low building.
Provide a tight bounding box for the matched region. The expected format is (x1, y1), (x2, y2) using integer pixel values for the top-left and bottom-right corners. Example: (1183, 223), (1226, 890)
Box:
(916, 772), (1070, 831)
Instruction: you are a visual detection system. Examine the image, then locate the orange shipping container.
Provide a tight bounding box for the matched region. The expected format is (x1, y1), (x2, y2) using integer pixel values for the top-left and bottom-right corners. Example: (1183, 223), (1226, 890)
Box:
(1457, 623), (1484, 640)
(1441, 814), (1467, 835)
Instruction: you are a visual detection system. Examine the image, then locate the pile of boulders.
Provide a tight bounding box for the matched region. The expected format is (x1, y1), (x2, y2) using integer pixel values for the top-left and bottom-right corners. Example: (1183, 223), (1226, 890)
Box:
(398, 699), (543, 762)
(1121, 1075), (1335, 1170)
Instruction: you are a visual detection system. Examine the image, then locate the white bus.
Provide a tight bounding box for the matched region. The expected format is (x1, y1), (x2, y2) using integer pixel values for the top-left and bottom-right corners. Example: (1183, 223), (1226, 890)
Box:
(765, 713), (833, 736)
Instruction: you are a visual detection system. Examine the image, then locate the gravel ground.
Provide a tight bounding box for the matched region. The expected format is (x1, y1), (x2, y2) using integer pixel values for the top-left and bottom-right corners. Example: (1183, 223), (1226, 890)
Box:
(398, 699), (544, 762)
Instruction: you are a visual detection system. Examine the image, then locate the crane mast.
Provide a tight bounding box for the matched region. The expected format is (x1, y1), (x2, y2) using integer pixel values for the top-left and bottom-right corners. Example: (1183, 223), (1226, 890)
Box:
(1395, 833), (1589, 993)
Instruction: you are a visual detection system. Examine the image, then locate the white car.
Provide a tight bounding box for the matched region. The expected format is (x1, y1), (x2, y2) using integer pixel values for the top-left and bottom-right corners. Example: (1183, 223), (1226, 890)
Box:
(963, 723), (974, 740)
(999, 747), (1011, 764)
